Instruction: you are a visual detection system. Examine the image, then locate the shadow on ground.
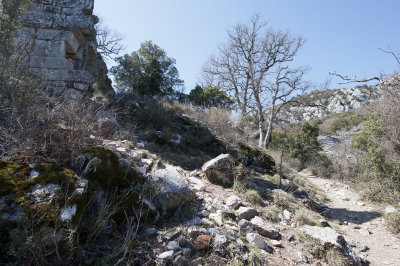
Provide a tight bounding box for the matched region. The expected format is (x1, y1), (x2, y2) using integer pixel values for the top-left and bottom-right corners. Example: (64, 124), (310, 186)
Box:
(323, 208), (381, 225)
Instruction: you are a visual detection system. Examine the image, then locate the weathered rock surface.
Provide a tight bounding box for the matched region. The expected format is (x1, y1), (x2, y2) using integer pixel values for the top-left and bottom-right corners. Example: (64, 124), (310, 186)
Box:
(236, 207), (259, 220)
(202, 154), (236, 186)
(148, 163), (193, 211)
(250, 216), (279, 239)
(16, 0), (114, 99)
(246, 232), (271, 252)
(299, 225), (366, 265)
(226, 195), (242, 209)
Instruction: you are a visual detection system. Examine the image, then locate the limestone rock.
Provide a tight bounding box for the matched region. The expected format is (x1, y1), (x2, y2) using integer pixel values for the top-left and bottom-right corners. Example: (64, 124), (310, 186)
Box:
(209, 210), (224, 226)
(236, 207), (259, 220)
(167, 241), (181, 251)
(246, 232), (271, 252)
(214, 234), (229, 246)
(226, 195), (243, 209)
(158, 250), (174, 260)
(298, 252), (309, 263)
(299, 225), (366, 265)
(250, 216), (279, 239)
(187, 176), (206, 192)
(149, 164), (193, 211)
(164, 228), (181, 241)
(385, 205), (397, 214)
(202, 154), (236, 186)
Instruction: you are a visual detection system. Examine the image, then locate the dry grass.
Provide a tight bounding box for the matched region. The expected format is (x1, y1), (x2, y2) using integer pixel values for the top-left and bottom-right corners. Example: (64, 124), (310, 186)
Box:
(385, 211), (400, 234)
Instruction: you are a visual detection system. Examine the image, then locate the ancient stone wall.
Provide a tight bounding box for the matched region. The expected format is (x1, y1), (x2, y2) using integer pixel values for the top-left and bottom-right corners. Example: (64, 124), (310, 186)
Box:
(17, 0), (114, 98)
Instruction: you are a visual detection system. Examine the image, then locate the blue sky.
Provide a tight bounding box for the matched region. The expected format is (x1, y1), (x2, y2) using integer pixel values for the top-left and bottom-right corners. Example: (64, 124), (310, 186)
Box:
(94, 0), (400, 93)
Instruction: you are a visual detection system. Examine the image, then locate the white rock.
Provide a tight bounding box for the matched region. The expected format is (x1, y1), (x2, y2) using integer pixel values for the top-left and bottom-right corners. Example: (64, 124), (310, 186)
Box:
(214, 234), (229, 246)
(158, 250), (174, 260)
(197, 210), (210, 217)
(385, 205), (397, 214)
(29, 170), (39, 179)
(30, 183), (61, 203)
(208, 228), (221, 237)
(167, 241), (181, 251)
(226, 195), (242, 209)
(149, 164), (193, 211)
(188, 176), (206, 192)
(136, 142), (145, 148)
(201, 218), (215, 227)
(60, 205), (77, 221)
(221, 205), (233, 215)
(283, 210), (292, 220)
(298, 251), (309, 263)
(246, 232), (269, 251)
(209, 210), (224, 226)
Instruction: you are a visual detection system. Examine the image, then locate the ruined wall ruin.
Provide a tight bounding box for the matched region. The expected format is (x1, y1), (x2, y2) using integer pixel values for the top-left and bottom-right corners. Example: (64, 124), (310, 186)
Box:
(17, 0), (114, 98)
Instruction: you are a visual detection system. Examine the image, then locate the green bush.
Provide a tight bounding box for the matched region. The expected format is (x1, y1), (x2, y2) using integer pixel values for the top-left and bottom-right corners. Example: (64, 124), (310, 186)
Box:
(328, 113), (367, 133)
(245, 189), (263, 205)
(350, 115), (400, 203)
(385, 211), (400, 234)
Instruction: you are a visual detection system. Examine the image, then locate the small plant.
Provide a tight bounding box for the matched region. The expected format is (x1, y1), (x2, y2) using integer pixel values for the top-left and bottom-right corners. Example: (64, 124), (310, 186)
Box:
(264, 205), (281, 223)
(293, 209), (323, 226)
(248, 245), (264, 266)
(385, 211), (400, 234)
(233, 179), (246, 194)
(245, 189), (263, 205)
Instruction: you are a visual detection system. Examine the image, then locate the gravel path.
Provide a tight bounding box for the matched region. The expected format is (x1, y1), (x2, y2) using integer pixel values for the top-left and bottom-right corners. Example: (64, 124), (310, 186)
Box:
(303, 173), (400, 266)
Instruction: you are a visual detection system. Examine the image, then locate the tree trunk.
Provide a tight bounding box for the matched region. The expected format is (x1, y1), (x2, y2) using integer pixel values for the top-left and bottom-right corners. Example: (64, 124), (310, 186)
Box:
(264, 106), (275, 149)
(279, 149), (284, 188)
(257, 103), (265, 148)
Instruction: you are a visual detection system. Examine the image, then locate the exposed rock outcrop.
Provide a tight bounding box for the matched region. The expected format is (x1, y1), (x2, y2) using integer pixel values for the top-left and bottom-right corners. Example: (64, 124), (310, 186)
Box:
(299, 225), (367, 265)
(202, 154), (236, 186)
(16, 0), (114, 99)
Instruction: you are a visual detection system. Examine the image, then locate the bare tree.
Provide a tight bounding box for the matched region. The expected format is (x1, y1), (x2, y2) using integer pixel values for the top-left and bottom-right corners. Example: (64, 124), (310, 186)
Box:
(263, 65), (309, 148)
(203, 15), (304, 147)
(202, 43), (250, 115)
(95, 23), (124, 60)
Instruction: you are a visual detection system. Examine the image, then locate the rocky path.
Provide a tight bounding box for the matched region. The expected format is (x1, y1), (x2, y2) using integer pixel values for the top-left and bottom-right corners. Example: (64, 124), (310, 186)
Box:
(302, 173), (400, 266)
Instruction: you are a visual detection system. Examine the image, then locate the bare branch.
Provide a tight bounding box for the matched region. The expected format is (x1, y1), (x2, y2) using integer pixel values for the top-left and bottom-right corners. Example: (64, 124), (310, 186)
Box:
(95, 24), (124, 60)
(329, 71), (381, 85)
(379, 48), (400, 65)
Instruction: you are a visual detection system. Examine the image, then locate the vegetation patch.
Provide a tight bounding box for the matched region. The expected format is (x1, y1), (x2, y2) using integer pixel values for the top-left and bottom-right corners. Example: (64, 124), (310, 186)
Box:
(245, 189), (263, 205)
(385, 211), (400, 234)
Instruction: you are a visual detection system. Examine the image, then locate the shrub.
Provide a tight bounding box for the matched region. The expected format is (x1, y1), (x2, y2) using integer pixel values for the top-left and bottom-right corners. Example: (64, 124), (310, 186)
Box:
(245, 189), (263, 205)
(385, 211), (400, 234)
(264, 205), (281, 223)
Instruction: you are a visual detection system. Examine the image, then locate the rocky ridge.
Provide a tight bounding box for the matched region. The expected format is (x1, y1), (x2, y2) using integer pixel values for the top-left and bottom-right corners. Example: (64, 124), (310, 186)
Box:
(274, 86), (378, 124)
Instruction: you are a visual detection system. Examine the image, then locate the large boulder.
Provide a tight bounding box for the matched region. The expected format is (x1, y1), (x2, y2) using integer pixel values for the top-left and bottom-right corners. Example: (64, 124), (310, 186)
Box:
(299, 225), (367, 265)
(202, 154), (236, 186)
(149, 162), (193, 211)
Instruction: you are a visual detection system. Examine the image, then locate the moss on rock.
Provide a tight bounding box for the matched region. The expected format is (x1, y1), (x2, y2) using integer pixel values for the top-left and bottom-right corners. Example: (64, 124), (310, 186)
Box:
(83, 146), (143, 189)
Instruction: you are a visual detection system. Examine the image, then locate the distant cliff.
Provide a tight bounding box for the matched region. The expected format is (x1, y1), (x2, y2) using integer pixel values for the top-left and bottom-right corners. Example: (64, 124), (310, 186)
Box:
(272, 85), (378, 124)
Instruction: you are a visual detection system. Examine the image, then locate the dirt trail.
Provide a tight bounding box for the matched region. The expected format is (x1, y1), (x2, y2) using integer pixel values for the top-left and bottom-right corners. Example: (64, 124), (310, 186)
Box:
(302, 173), (400, 266)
